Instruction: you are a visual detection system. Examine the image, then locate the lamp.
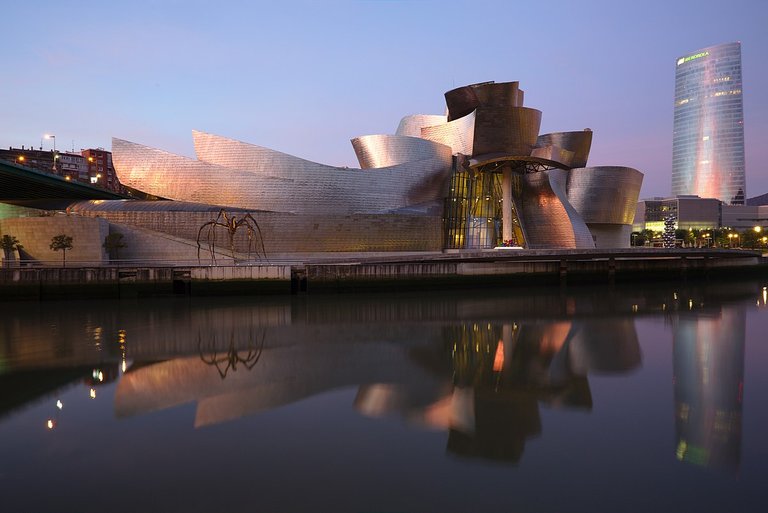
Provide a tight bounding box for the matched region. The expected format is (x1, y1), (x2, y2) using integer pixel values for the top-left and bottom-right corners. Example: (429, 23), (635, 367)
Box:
(44, 134), (56, 152)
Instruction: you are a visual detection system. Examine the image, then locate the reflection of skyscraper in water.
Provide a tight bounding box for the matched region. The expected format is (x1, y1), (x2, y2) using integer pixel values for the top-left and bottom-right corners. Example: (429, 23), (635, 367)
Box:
(673, 305), (745, 472)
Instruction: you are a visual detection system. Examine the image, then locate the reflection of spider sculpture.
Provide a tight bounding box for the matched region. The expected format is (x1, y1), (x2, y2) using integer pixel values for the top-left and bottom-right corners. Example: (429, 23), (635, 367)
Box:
(196, 209), (267, 263)
(198, 329), (266, 379)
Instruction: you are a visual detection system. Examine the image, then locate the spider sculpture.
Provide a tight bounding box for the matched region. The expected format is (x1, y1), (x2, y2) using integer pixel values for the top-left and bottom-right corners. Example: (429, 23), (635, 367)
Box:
(198, 329), (266, 380)
(196, 209), (267, 263)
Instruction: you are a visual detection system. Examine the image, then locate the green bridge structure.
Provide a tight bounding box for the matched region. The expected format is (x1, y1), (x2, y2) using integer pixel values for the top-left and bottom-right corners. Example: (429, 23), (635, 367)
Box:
(0, 158), (128, 203)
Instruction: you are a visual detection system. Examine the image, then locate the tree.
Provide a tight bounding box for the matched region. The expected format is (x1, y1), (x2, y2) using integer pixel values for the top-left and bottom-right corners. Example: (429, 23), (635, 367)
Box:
(50, 234), (73, 267)
(103, 232), (126, 261)
(677, 229), (696, 248)
(1, 234), (23, 267)
(632, 229), (656, 247)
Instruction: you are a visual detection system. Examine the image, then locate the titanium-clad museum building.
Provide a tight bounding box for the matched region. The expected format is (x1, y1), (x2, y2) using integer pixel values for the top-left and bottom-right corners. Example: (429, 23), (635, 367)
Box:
(93, 81), (642, 253)
(2, 81), (643, 260)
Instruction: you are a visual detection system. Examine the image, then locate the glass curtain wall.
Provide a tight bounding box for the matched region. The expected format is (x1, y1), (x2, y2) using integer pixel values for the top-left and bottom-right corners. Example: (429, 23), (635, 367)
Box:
(443, 161), (525, 249)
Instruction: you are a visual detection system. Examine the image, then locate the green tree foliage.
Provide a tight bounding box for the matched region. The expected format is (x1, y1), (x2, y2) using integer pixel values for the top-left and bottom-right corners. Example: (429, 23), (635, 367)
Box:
(1, 234), (23, 266)
(630, 231), (646, 247)
(50, 234), (74, 267)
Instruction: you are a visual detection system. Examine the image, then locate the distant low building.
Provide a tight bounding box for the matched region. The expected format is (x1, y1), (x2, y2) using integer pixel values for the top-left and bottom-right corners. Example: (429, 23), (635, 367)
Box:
(81, 148), (122, 193)
(635, 195), (768, 231)
(58, 153), (88, 182)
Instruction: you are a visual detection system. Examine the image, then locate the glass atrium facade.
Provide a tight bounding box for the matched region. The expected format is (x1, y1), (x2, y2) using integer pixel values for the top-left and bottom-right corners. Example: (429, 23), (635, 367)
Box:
(672, 42), (745, 205)
(443, 159), (526, 249)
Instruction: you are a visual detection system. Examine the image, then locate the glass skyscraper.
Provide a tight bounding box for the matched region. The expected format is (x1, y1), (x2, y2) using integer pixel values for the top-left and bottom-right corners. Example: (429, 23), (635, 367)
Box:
(672, 42), (745, 204)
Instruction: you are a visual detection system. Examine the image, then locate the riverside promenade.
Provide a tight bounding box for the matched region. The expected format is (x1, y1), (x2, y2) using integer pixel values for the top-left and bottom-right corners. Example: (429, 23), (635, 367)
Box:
(0, 248), (765, 300)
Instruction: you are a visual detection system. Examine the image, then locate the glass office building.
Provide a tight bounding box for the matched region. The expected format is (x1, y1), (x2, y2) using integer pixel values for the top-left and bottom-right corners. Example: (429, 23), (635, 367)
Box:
(672, 42), (745, 205)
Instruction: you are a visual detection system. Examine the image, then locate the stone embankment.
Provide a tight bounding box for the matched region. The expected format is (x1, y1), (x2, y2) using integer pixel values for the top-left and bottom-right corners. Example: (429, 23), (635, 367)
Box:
(0, 249), (765, 300)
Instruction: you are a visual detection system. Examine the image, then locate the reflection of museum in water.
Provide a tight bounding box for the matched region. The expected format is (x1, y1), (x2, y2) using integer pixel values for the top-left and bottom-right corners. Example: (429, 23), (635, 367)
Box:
(357, 319), (642, 462)
(0, 286), (753, 467)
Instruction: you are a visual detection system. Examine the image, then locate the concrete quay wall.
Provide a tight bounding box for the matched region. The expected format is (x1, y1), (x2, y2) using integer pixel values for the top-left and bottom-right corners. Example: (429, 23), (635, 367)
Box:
(0, 265), (291, 299)
(0, 251), (764, 299)
(303, 252), (766, 291)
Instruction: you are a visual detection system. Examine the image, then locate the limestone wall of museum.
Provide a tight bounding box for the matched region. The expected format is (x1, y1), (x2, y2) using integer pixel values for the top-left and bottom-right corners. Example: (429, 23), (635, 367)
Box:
(0, 215), (109, 264)
(75, 211), (443, 254)
(105, 222), (244, 263)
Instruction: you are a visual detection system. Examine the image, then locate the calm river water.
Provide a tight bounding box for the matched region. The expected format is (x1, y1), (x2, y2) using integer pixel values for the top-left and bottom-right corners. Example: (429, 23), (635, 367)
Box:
(1, 280), (768, 512)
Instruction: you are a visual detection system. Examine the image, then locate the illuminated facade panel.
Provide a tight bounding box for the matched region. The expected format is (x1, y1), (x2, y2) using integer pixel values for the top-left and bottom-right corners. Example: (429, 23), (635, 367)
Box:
(350, 134), (452, 169)
(517, 169), (595, 249)
(395, 114), (448, 138)
(419, 110), (476, 156)
(567, 166), (643, 248)
(113, 137), (452, 216)
(536, 131), (593, 169)
(567, 167), (644, 225)
(672, 42), (745, 204)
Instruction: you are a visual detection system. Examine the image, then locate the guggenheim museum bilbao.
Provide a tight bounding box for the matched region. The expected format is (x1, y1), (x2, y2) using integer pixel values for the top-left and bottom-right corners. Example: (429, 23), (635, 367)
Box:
(72, 80), (643, 255)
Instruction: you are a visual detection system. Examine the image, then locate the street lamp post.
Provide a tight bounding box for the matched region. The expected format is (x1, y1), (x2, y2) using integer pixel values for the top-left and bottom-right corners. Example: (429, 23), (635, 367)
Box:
(44, 134), (58, 174)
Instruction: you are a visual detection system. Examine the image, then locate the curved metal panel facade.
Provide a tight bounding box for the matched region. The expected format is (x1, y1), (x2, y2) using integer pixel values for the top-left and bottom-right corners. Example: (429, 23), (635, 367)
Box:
(515, 169), (594, 249)
(567, 166), (643, 224)
(473, 106), (542, 157)
(445, 84), (481, 122)
(419, 111), (475, 156)
(395, 114), (447, 138)
(547, 168), (596, 248)
(350, 134), (452, 169)
(444, 81), (524, 122)
(471, 81), (523, 109)
(536, 131), (593, 168)
(192, 130), (339, 175)
(113, 137), (452, 216)
(530, 145), (574, 168)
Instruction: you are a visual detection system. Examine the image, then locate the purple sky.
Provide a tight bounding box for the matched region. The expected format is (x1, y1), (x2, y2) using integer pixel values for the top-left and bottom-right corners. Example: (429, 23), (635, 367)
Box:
(1, 0), (766, 198)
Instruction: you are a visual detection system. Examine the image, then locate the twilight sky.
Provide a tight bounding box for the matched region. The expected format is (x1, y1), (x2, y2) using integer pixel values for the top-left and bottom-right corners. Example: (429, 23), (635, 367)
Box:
(1, 0), (766, 198)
